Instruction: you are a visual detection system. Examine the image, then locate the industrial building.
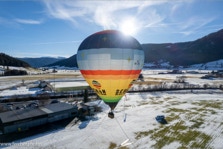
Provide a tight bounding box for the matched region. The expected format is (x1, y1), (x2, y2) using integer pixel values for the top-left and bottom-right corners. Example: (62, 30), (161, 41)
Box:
(0, 102), (78, 134)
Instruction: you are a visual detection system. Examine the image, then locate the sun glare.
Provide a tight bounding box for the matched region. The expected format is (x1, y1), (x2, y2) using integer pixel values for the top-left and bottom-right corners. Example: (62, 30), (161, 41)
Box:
(120, 18), (137, 36)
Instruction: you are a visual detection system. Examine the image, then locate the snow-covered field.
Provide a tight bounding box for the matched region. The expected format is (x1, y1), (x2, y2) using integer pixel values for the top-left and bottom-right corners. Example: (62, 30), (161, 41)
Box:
(5, 92), (223, 149)
(1, 67), (223, 149)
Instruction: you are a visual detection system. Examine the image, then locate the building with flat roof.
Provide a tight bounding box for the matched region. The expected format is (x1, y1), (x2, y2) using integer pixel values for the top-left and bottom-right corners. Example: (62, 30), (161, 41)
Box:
(0, 102), (78, 134)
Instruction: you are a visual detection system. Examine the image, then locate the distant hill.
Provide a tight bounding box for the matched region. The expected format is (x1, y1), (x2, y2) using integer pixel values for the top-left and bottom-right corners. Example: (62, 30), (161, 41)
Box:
(19, 57), (66, 67)
(46, 54), (77, 67)
(0, 53), (30, 67)
(142, 29), (223, 66)
(50, 28), (223, 67)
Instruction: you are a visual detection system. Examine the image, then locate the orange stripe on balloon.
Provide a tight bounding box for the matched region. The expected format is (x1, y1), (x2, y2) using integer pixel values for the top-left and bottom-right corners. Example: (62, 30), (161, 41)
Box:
(80, 70), (141, 75)
(82, 74), (139, 80)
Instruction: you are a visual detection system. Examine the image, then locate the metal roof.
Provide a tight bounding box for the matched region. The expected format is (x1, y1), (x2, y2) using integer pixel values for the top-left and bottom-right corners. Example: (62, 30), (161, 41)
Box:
(44, 102), (74, 113)
(0, 102), (75, 124)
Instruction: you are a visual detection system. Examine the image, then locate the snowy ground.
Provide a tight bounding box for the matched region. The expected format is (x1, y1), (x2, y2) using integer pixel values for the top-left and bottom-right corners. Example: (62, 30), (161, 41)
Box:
(53, 80), (88, 88)
(4, 92), (223, 149)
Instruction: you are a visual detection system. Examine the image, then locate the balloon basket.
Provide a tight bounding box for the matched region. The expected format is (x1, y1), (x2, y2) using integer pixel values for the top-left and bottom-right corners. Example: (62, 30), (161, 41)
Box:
(108, 111), (114, 119)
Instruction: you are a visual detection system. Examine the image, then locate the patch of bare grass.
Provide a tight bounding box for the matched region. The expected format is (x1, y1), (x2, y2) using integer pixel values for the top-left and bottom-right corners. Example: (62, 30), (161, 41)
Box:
(137, 101), (150, 106)
(167, 100), (181, 105)
(165, 108), (190, 113)
(135, 118), (211, 149)
(108, 142), (117, 149)
(163, 96), (174, 101)
(134, 104), (212, 148)
(108, 142), (129, 149)
(149, 96), (164, 105)
(193, 100), (223, 109)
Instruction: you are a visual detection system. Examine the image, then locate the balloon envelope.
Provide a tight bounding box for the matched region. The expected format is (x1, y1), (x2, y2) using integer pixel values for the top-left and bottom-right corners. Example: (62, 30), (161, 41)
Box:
(77, 30), (144, 110)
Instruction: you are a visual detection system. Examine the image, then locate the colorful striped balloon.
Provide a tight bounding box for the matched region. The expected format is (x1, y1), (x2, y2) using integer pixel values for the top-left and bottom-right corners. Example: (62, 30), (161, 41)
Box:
(77, 30), (144, 115)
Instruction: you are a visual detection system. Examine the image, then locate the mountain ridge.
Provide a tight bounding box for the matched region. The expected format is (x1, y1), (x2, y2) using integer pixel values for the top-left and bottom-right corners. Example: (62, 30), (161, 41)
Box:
(2, 29), (223, 68)
(142, 29), (223, 66)
(0, 53), (30, 67)
(18, 57), (66, 68)
(51, 28), (223, 67)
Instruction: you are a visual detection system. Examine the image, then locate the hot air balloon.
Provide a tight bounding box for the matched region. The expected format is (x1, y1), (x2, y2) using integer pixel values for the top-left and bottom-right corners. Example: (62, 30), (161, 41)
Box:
(77, 30), (144, 118)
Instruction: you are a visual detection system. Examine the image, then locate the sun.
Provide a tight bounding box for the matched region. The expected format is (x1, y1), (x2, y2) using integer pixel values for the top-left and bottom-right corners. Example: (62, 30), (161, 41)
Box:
(119, 18), (138, 36)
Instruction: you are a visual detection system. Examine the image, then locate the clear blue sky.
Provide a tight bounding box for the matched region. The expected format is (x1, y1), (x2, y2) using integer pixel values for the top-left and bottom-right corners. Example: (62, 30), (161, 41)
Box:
(0, 0), (223, 58)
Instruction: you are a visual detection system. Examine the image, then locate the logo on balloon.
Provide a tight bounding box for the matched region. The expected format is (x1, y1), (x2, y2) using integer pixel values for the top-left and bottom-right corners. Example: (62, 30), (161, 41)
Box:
(92, 80), (101, 89)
